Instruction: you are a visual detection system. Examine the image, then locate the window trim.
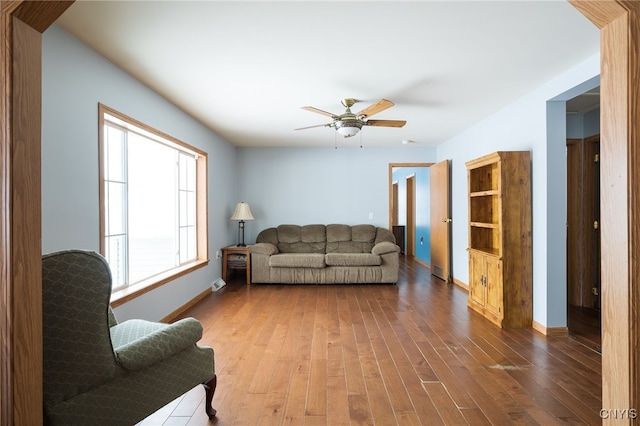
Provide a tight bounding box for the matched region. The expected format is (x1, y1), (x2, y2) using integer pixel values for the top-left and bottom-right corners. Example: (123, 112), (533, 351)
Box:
(98, 103), (209, 305)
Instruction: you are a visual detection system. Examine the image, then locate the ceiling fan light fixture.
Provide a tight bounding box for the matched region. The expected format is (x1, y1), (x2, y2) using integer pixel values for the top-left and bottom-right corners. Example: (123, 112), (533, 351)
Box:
(335, 120), (362, 137)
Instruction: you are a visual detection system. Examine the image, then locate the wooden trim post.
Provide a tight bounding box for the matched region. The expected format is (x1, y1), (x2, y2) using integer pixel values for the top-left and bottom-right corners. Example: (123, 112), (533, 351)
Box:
(569, 0), (640, 421)
(0, 2), (73, 425)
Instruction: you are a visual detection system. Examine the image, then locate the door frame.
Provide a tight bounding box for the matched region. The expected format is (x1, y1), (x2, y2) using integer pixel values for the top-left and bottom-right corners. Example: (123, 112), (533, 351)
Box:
(569, 0), (639, 413)
(1, 2), (75, 424)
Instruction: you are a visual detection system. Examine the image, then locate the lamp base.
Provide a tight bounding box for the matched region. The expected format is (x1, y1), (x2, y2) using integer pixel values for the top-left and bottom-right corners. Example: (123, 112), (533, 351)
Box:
(236, 220), (247, 247)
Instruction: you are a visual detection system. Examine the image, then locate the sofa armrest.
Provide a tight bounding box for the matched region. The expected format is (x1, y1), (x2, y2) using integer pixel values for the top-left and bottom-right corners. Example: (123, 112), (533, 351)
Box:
(372, 241), (400, 256)
(112, 317), (204, 371)
(251, 242), (279, 256)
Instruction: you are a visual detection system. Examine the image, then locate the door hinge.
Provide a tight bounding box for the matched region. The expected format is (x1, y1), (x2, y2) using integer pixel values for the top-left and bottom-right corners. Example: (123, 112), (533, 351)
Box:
(593, 220), (599, 230)
(594, 153), (599, 163)
(592, 287), (599, 296)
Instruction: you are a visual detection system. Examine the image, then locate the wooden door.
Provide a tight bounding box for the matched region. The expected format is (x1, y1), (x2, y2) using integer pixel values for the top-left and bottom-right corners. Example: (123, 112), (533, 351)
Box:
(566, 135), (601, 312)
(584, 135), (601, 311)
(566, 138), (582, 306)
(468, 251), (485, 307)
(430, 160), (452, 281)
(484, 256), (503, 320)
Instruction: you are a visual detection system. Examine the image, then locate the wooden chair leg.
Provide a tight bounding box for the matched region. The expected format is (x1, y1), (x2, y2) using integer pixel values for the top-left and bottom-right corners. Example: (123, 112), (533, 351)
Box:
(202, 374), (217, 419)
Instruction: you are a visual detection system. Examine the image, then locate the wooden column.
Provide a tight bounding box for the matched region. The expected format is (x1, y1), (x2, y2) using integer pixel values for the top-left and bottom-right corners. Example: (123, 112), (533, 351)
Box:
(569, 0), (640, 421)
(0, 2), (73, 425)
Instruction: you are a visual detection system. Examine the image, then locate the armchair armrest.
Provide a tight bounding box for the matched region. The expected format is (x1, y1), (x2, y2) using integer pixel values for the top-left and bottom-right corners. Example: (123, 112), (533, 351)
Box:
(251, 242), (279, 256)
(111, 317), (204, 371)
(372, 241), (400, 256)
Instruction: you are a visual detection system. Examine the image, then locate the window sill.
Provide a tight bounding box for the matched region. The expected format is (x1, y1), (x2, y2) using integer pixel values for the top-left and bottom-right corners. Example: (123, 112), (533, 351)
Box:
(110, 259), (209, 308)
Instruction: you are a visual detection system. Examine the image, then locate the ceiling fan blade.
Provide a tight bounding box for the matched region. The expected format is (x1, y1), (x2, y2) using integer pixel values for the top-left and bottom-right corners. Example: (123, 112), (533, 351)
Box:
(365, 119), (406, 128)
(301, 106), (338, 118)
(356, 99), (394, 118)
(294, 123), (332, 131)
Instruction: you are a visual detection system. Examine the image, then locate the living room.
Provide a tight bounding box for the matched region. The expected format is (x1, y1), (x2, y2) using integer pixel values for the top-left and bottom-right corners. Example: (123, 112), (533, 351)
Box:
(41, 9), (600, 332)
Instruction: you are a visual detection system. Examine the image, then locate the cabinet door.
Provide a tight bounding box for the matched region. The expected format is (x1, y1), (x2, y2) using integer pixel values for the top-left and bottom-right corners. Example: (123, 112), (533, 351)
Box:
(468, 251), (485, 307)
(484, 256), (503, 319)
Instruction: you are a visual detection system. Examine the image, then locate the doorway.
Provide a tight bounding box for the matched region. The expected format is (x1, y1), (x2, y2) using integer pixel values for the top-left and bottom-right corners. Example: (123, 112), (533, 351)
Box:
(388, 162), (436, 269)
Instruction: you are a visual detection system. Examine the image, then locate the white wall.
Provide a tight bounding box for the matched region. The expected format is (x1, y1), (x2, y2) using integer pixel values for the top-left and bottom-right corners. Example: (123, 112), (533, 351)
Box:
(436, 54), (600, 328)
(42, 25), (238, 321)
(236, 146), (437, 244)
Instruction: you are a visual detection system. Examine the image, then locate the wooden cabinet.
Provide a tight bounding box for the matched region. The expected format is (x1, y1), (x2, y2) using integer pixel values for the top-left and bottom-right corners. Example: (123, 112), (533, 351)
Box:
(468, 251), (503, 320)
(466, 151), (532, 328)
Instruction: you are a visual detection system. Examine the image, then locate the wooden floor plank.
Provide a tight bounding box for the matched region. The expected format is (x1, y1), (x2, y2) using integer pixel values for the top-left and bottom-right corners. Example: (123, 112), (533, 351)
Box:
(281, 372), (308, 426)
(141, 256), (602, 425)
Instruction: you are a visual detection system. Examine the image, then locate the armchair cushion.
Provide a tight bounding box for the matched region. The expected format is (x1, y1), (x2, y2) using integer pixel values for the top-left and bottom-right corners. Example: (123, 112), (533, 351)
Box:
(111, 318), (204, 371)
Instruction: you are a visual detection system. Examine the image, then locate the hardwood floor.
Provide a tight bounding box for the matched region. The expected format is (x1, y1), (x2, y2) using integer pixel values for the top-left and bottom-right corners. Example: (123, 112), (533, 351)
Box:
(567, 305), (602, 354)
(140, 256), (602, 425)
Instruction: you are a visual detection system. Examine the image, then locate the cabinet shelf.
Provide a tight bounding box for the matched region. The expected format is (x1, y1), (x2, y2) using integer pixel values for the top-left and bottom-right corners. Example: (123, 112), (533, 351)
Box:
(468, 247), (501, 257)
(470, 222), (498, 229)
(470, 190), (499, 197)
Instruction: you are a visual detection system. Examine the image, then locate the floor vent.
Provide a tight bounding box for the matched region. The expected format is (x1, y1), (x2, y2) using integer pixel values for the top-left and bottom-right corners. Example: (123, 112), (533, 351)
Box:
(212, 278), (226, 291)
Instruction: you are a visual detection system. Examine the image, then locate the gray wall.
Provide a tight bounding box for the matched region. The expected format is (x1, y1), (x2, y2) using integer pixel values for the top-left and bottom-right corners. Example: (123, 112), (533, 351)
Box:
(436, 56), (600, 328)
(235, 147), (437, 244)
(42, 25), (237, 321)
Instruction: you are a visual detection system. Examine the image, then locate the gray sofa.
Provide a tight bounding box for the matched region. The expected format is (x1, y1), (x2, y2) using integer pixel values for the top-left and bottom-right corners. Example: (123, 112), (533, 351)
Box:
(250, 224), (400, 284)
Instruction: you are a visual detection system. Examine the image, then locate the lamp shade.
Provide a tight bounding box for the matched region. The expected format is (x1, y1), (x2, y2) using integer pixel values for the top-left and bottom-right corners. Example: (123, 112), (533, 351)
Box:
(230, 202), (254, 221)
(335, 120), (362, 138)
(336, 126), (360, 137)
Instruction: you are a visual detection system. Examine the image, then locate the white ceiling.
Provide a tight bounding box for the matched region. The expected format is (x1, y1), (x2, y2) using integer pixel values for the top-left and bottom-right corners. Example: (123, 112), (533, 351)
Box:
(55, 1), (599, 148)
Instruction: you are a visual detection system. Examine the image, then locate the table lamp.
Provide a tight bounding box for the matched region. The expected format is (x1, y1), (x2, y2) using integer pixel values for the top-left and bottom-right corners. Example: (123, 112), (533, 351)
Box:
(230, 202), (254, 246)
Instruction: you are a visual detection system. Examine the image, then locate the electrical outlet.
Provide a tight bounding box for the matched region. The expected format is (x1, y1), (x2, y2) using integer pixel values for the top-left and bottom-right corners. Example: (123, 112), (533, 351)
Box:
(216, 250), (222, 259)
(369, 212), (374, 219)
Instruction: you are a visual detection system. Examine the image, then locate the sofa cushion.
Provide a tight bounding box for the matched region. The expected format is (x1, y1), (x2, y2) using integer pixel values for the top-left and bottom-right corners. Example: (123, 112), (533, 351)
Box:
(326, 224), (351, 242)
(325, 253), (382, 267)
(276, 224), (326, 253)
(352, 224), (377, 243)
(375, 227), (396, 245)
(326, 224), (376, 253)
(256, 227), (279, 246)
(269, 253), (326, 268)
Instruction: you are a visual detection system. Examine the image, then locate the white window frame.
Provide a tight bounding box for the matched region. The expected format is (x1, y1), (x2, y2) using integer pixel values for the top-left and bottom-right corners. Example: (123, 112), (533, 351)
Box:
(99, 104), (208, 305)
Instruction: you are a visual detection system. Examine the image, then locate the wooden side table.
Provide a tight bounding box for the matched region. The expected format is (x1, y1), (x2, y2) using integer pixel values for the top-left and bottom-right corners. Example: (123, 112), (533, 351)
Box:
(221, 245), (252, 284)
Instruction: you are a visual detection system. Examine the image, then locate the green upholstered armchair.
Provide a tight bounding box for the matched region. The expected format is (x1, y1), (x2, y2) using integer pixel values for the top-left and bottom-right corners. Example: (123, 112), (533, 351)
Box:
(42, 250), (216, 425)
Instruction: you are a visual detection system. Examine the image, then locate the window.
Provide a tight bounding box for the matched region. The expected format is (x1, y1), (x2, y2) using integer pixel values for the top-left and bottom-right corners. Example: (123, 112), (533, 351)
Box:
(99, 104), (208, 296)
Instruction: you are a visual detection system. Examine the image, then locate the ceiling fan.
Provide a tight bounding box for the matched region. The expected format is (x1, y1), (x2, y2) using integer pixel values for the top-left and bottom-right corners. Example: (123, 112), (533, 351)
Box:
(295, 98), (406, 138)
